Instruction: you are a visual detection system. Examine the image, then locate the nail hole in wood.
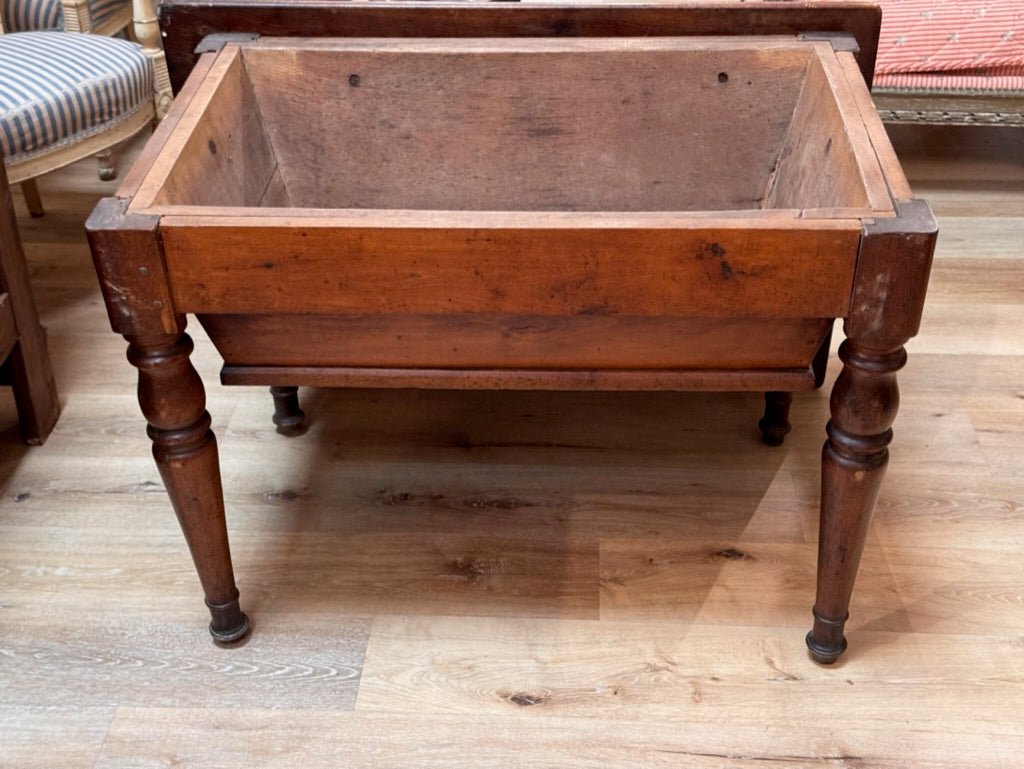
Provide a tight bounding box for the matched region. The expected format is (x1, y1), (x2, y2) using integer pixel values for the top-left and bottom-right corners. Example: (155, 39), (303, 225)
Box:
(718, 72), (729, 84)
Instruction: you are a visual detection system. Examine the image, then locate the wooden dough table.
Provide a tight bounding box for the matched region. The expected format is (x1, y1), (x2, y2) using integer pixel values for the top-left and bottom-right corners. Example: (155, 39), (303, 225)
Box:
(86, 1), (936, 664)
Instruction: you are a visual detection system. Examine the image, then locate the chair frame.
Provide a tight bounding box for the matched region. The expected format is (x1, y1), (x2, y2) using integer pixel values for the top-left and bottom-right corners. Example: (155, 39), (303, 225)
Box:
(0, 147), (59, 444)
(0, 0), (172, 196)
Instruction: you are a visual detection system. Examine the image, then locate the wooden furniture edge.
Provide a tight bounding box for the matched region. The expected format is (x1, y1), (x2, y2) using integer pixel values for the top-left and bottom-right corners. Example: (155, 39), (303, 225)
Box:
(85, 198), (180, 337)
(128, 48), (239, 211)
(0, 157), (60, 443)
(836, 53), (913, 202)
(810, 43), (893, 214)
(220, 365), (819, 392)
(847, 198), (938, 346)
(157, 0), (881, 93)
(117, 52), (220, 199)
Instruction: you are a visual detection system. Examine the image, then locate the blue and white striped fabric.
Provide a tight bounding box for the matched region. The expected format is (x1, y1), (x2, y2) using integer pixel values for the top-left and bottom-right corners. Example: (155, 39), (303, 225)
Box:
(1, 0), (61, 32)
(0, 31), (153, 164)
(1, 0), (128, 33)
(83, 0), (127, 29)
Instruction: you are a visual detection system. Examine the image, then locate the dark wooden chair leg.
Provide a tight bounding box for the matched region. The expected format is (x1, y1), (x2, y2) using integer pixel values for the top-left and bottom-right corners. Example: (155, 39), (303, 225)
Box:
(127, 331), (250, 643)
(270, 385), (306, 435)
(758, 391), (792, 446)
(806, 340), (904, 664)
(1, 162), (59, 443)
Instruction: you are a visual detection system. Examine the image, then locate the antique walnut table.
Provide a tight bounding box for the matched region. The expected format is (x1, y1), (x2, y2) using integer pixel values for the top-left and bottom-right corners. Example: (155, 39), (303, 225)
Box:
(87, 1), (936, 664)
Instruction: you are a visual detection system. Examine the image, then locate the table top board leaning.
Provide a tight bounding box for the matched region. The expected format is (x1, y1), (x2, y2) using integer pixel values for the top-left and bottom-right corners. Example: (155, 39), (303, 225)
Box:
(86, 1), (937, 665)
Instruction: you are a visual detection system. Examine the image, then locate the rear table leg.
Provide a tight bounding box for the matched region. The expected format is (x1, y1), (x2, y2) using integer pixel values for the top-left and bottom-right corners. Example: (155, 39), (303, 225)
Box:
(759, 391), (792, 446)
(270, 385), (306, 435)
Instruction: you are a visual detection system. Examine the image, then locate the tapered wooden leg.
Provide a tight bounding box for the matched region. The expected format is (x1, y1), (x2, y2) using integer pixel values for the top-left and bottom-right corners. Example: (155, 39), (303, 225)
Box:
(127, 332), (249, 643)
(96, 150), (116, 182)
(270, 385), (306, 435)
(20, 180), (44, 218)
(758, 391), (792, 446)
(807, 340), (905, 664)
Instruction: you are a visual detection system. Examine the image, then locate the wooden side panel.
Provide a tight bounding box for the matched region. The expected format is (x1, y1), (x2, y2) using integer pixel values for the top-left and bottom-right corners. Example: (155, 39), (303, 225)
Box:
(836, 51), (914, 202)
(240, 41), (811, 212)
(219, 365), (817, 392)
(143, 47), (283, 209)
(764, 53), (871, 211)
(198, 314), (833, 370)
(116, 53), (219, 200)
(159, 219), (862, 318)
(158, 1), (882, 94)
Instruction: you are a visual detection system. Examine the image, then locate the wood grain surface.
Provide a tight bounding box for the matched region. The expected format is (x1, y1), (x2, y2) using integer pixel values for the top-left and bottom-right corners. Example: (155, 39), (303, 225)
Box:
(1, 122), (1023, 766)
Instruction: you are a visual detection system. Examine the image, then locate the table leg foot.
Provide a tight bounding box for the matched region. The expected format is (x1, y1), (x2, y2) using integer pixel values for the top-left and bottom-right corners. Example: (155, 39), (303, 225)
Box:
(270, 385), (306, 435)
(805, 611), (848, 664)
(759, 391), (792, 446)
(207, 591), (251, 643)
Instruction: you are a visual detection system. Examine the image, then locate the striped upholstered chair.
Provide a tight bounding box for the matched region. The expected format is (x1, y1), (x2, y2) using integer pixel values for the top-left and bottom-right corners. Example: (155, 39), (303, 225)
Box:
(2, 0), (133, 38)
(0, 0), (171, 216)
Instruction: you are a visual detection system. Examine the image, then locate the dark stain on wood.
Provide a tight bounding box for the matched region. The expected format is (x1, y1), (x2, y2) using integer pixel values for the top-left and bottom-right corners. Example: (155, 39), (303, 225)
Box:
(446, 557), (492, 581)
(263, 489), (301, 502)
(463, 496), (536, 510)
(714, 547), (753, 561)
(377, 490), (445, 506)
(507, 691), (550, 707)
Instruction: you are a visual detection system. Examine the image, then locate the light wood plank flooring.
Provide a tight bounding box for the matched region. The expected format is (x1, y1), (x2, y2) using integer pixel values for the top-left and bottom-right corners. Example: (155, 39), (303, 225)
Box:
(1, 124), (1022, 768)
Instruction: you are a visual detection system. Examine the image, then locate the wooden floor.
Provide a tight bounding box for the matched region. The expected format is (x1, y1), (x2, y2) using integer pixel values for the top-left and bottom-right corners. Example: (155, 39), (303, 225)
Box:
(1, 123), (1022, 768)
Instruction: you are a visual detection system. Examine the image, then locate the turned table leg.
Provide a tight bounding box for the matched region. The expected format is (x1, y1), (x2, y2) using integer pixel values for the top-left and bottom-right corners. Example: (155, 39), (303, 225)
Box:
(804, 199), (936, 663)
(270, 385), (306, 435)
(806, 340), (904, 664)
(127, 332), (250, 643)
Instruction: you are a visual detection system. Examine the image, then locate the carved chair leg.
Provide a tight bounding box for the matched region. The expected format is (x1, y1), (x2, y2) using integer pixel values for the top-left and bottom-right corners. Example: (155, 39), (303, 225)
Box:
(759, 391), (792, 446)
(270, 385), (306, 435)
(20, 180), (44, 218)
(127, 332), (250, 643)
(97, 150), (116, 182)
(807, 340), (905, 664)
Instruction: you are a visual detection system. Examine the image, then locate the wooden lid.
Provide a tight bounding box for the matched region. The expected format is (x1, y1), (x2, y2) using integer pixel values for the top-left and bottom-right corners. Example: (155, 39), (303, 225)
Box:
(158, 1), (882, 92)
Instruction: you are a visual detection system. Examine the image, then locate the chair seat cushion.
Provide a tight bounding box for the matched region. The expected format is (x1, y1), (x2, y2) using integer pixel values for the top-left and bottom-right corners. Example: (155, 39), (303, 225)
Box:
(876, 0), (1024, 76)
(1, 0), (127, 33)
(0, 31), (153, 165)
